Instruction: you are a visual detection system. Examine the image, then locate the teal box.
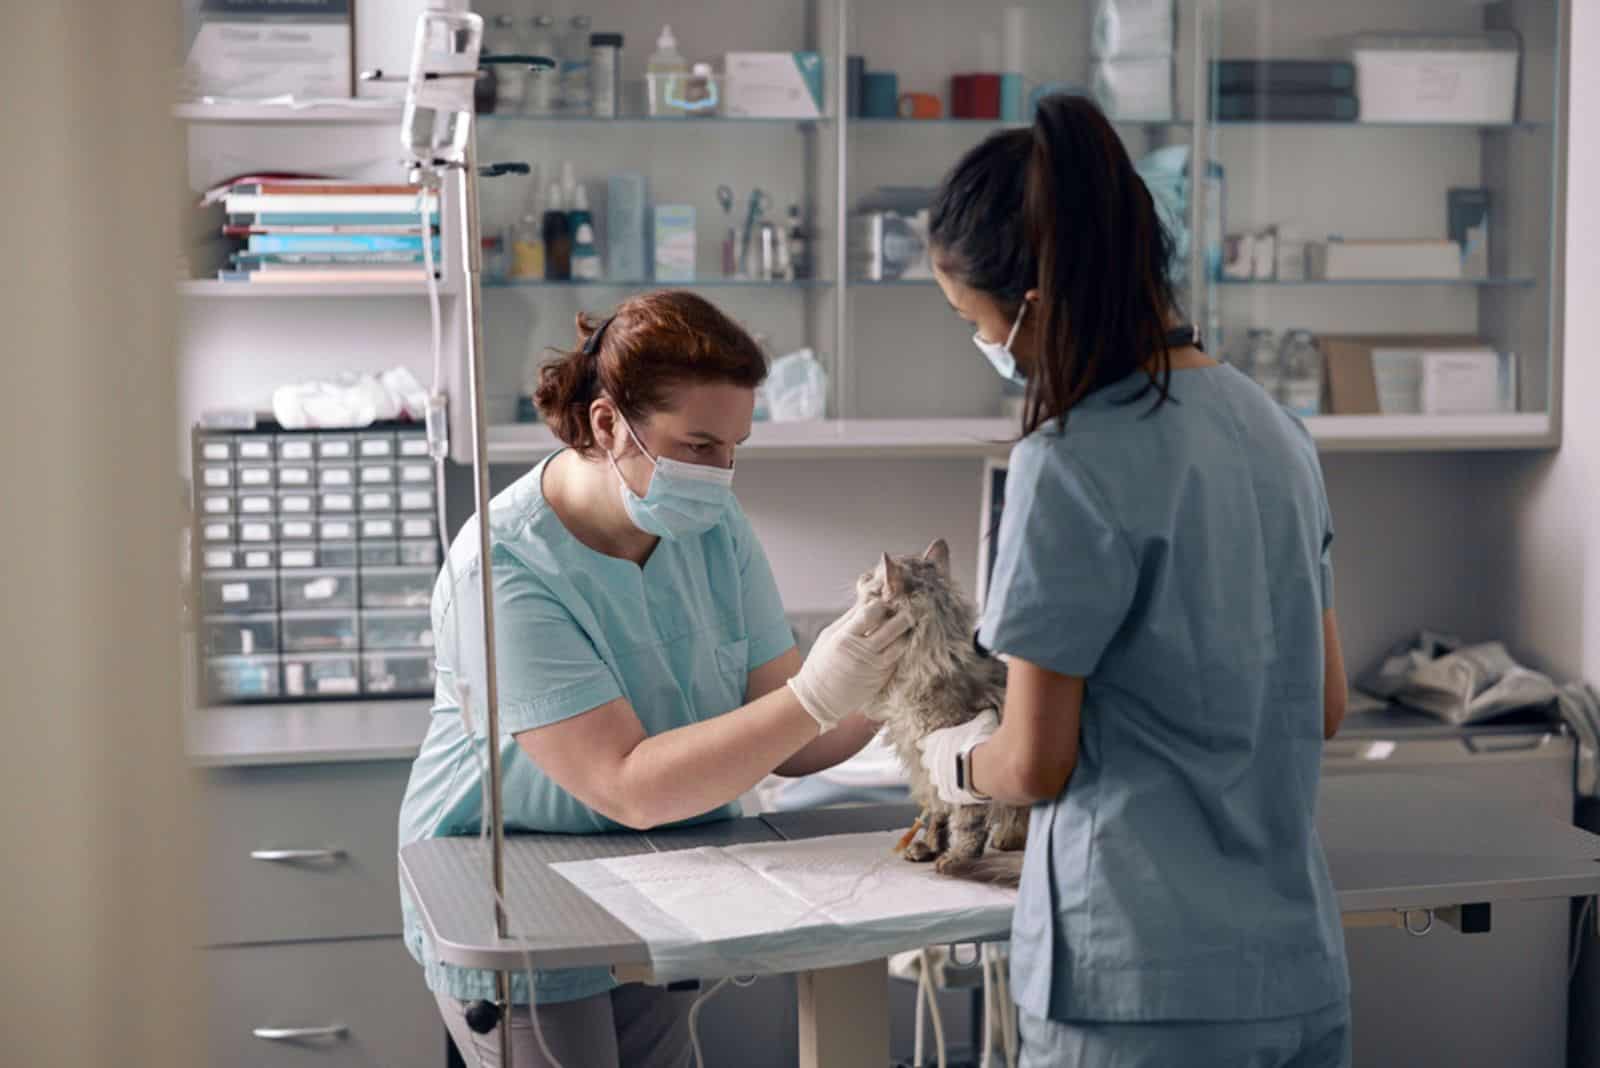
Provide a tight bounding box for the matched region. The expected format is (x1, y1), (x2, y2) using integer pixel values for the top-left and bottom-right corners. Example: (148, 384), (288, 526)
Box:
(653, 204), (696, 282)
(606, 173), (649, 282)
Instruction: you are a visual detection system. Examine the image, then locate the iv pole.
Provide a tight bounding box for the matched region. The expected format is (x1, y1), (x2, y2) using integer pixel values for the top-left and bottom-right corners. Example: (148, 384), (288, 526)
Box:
(366, 17), (553, 1067)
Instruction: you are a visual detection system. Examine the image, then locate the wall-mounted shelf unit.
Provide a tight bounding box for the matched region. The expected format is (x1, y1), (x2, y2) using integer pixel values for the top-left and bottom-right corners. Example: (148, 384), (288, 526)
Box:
(447, 0), (1566, 461)
(175, 101), (405, 124)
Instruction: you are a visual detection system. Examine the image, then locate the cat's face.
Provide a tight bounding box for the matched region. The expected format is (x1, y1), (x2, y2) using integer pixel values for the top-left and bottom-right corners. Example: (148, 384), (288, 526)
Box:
(855, 537), (952, 608)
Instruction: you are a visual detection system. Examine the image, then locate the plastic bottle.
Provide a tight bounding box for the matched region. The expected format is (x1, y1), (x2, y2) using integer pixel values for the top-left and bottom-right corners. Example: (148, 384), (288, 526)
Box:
(560, 15), (593, 114)
(786, 204), (810, 281)
(523, 15), (559, 116)
(647, 24), (688, 117)
(488, 14), (526, 114)
(1238, 328), (1280, 396)
(541, 182), (572, 281)
(1277, 329), (1324, 416)
(509, 179), (545, 281)
(590, 32), (623, 118)
(569, 185), (601, 281)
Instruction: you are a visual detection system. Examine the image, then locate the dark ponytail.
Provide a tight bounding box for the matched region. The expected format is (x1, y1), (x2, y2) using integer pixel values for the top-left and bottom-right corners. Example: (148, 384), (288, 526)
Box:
(929, 94), (1178, 434)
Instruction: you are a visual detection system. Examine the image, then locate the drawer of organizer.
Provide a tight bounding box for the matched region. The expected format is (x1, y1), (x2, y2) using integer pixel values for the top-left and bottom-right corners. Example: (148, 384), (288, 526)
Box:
(362, 652), (436, 696)
(360, 610), (434, 651)
(202, 615), (280, 657)
(199, 762), (415, 945)
(205, 655), (282, 702)
(359, 567), (435, 610)
(280, 612), (360, 654)
(201, 572), (278, 615)
(203, 937), (438, 1067)
(278, 543), (358, 570)
(358, 539), (440, 568)
(278, 569), (358, 612)
(200, 546), (277, 572)
(281, 653), (361, 698)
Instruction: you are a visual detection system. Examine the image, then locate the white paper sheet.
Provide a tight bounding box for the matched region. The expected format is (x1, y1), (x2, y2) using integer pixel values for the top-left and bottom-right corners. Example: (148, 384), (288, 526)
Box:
(551, 831), (1017, 981)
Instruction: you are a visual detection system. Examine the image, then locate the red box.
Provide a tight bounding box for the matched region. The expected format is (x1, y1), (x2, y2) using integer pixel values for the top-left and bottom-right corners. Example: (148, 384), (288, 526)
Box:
(969, 73), (1001, 119)
(951, 74), (974, 119)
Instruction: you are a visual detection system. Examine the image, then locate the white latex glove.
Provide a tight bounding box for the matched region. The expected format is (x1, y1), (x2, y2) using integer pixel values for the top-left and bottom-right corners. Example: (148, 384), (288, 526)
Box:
(787, 599), (913, 732)
(917, 709), (1001, 806)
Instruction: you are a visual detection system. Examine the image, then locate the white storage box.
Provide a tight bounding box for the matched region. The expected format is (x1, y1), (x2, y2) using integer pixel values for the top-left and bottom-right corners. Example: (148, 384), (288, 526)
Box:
(1422, 350), (1518, 414)
(1352, 32), (1519, 124)
(1309, 239), (1461, 280)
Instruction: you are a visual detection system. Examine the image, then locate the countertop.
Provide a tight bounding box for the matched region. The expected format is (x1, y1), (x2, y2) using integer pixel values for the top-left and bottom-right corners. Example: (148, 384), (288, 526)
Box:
(187, 699), (431, 768)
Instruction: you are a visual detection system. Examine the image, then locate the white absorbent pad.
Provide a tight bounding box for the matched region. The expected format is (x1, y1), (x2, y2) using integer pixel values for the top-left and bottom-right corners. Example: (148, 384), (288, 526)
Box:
(550, 831), (1016, 982)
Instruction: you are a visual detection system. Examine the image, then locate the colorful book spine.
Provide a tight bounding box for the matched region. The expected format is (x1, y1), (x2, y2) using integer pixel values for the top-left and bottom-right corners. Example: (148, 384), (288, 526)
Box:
(246, 233), (441, 254)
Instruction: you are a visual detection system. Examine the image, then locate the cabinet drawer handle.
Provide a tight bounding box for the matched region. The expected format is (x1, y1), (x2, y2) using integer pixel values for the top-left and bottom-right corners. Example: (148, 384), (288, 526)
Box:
(249, 848), (347, 863)
(252, 1025), (348, 1042)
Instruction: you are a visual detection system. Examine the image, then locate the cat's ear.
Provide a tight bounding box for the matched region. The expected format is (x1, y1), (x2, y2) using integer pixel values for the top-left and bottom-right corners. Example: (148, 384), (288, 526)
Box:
(922, 538), (950, 573)
(881, 552), (905, 598)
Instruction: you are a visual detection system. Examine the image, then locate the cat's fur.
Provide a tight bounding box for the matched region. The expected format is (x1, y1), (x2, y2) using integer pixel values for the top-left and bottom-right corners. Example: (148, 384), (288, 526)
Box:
(855, 539), (1028, 886)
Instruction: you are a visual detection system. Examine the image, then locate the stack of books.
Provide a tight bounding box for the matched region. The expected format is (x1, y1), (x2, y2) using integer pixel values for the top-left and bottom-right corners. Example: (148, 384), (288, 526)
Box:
(211, 177), (440, 286)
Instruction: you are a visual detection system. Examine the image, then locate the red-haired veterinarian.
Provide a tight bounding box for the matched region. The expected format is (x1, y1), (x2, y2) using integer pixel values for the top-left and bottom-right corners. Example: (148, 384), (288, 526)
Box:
(398, 290), (910, 1068)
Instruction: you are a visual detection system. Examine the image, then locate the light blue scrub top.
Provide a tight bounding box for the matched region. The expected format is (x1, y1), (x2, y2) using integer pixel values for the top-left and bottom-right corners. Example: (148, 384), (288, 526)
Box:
(398, 453), (795, 1006)
(979, 364), (1348, 1024)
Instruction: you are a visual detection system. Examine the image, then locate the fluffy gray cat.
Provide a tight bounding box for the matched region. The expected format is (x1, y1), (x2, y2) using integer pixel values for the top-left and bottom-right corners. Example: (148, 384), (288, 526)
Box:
(855, 539), (1028, 885)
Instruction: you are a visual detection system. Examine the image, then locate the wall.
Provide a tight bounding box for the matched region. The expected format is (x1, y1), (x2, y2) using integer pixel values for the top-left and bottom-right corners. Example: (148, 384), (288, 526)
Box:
(1489, 0), (1599, 682)
(1, 3), (196, 1067)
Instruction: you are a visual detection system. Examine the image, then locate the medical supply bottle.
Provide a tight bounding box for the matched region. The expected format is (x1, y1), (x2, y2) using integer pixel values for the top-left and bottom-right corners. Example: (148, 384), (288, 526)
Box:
(786, 204), (811, 281)
(560, 15), (593, 114)
(1277, 329), (1324, 416)
(647, 24), (688, 117)
(590, 32), (622, 117)
(523, 15), (559, 116)
(509, 179), (545, 281)
(488, 15), (526, 114)
(541, 182), (572, 281)
(1237, 328), (1280, 397)
(569, 185), (601, 281)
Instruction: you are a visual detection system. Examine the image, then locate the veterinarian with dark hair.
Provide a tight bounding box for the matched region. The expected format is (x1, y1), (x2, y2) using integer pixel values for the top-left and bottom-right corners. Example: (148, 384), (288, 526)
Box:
(915, 95), (1351, 1067)
(399, 290), (911, 1068)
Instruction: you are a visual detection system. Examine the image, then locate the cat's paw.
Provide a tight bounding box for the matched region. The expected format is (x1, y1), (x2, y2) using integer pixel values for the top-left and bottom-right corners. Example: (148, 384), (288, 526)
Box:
(934, 850), (981, 876)
(903, 840), (940, 863)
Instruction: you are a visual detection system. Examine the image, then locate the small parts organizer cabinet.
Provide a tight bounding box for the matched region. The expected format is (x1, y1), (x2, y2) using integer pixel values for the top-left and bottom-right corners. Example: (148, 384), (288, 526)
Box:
(193, 421), (443, 705)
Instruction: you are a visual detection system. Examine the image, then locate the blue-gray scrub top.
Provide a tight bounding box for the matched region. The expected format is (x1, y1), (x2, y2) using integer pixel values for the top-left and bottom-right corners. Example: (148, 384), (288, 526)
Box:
(398, 454), (795, 1005)
(979, 364), (1348, 1023)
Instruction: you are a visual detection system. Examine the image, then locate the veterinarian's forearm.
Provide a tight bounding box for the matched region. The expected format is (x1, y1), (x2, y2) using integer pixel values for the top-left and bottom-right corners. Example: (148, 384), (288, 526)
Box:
(775, 713), (877, 777)
(969, 728), (1074, 806)
(616, 688), (820, 827)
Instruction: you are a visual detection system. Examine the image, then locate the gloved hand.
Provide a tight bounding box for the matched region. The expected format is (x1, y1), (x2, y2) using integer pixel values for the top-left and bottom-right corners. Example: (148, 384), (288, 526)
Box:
(787, 599), (913, 732)
(917, 709), (1001, 806)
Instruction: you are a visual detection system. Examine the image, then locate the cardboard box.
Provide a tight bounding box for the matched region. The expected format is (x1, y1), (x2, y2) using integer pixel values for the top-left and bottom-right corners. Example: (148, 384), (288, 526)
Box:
(1320, 334), (1482, 415)
(724, 52), (825, 118)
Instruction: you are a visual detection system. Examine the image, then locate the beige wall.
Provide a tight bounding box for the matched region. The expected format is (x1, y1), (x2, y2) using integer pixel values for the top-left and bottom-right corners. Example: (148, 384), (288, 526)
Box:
(0, 3), (197, 1066)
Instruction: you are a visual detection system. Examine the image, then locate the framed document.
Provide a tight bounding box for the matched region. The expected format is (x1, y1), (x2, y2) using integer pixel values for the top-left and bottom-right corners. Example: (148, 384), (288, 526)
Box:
(185, 0), (355, 101)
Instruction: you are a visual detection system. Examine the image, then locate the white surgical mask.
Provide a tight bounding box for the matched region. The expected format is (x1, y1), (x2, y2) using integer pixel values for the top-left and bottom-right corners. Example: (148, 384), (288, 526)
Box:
(973, 301), (1030, 387)
(609, 413), (734, 539)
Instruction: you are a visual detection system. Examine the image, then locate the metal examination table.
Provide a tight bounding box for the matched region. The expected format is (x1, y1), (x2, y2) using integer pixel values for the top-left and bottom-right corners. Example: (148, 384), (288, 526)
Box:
(402, 776), (1600, 1067)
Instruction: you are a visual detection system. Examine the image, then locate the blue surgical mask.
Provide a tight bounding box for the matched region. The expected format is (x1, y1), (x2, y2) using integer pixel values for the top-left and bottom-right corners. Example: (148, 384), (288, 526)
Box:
(610, 414), (735, 539)
(973, 301), (1030, 387)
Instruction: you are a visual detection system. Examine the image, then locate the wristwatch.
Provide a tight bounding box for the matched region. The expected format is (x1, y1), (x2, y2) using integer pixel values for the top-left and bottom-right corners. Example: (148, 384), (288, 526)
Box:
(954, 744), (993, 803)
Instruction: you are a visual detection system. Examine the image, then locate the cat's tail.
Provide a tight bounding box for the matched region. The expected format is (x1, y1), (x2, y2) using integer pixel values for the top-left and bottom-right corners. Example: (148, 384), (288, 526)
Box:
(938, 850), (1023, 889)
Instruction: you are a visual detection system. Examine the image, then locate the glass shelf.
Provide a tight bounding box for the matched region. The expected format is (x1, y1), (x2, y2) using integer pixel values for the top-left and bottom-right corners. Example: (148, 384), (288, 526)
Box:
(483, 278), (830, 290)
(1215, 277), (1537, 288)
(1213, 119), (1549, 131)
(478, 114), (828, 127)
(849, 116), (1191, 129)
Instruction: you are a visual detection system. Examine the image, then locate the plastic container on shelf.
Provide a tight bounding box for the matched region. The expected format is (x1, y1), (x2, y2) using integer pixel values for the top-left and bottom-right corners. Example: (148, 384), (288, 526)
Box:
(560, 15), (594, 114)
(1277, 330), (1325, 417)
(201, 572), (277, 616)
(282, 653), (361, 698)
(279, 568), (358, 612)
(363, 651), (436, 695)
(202, 615), (279, 657)
(525, 15), (560, 116)
(361, 609), (435, 651)
(646, 24), (689, 117)
(280, 611), (361, 653)
(360, 567), (436, 610)
(206, 655), (282, 701)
